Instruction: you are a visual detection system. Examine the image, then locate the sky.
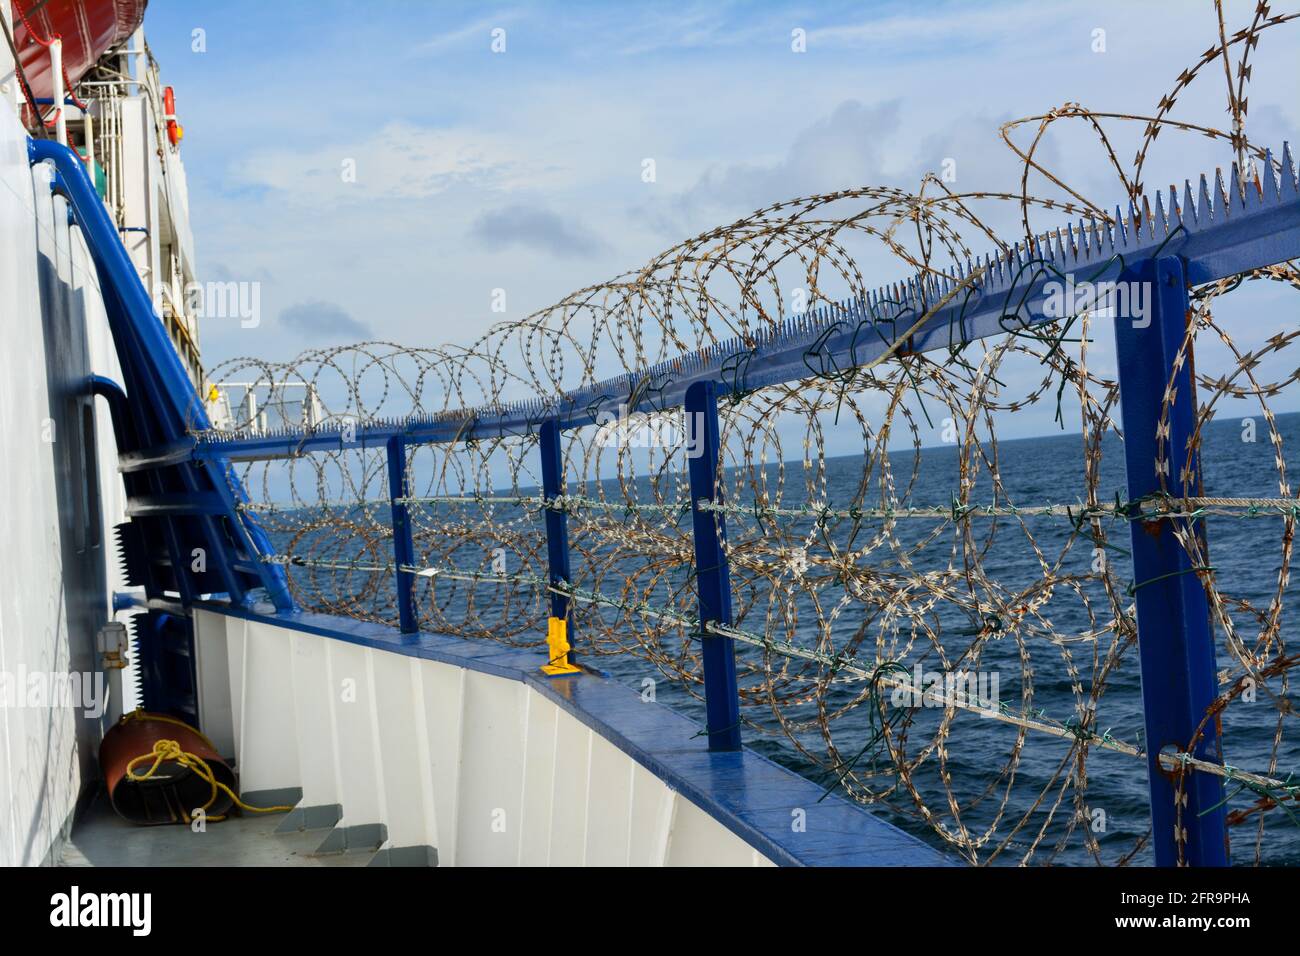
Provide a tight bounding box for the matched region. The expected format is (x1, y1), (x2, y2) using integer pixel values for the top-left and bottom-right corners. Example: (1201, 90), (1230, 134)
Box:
(138, 0), (1300, 447)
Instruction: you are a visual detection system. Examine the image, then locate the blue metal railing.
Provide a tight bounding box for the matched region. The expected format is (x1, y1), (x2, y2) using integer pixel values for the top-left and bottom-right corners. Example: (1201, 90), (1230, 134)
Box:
(1115, 256), (1229, 866)
(30, 137), (295, 614)
(29, 135), (1300, 866)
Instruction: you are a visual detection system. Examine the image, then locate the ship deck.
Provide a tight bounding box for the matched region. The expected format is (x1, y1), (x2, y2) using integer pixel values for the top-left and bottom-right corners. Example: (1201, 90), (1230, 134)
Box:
(59, 790), (385, 868)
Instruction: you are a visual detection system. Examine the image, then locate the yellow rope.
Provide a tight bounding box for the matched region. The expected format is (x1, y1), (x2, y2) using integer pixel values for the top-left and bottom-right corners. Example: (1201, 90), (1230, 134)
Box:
(120, 710), (293, 822)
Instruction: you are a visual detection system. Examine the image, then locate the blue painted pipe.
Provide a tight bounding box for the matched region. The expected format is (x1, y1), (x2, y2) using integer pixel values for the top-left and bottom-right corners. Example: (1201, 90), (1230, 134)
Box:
(28, 137), (296, 613)
(87, 374), (136, 451)
(112, 591), (144, 613)
(30, 137), (208, 429)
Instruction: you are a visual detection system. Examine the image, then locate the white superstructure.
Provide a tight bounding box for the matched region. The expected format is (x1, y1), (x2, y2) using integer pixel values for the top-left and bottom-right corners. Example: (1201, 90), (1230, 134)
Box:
(0, 8), (194, 866)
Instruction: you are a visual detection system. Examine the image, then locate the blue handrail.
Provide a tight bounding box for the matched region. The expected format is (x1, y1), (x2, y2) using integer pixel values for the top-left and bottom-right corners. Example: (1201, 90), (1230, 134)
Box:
(28, 137), (294, 613)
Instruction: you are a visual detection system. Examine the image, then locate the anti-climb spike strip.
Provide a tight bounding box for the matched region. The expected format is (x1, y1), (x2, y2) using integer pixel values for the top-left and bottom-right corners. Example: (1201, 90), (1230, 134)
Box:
(1198, 174), (1213, 229)
(196, 143), (1300, 464)
(1264, 150), (1278, 203)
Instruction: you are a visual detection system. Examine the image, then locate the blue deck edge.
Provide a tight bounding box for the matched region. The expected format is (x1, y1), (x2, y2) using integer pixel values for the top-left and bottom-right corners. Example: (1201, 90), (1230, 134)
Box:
(195, 602), (955, 867)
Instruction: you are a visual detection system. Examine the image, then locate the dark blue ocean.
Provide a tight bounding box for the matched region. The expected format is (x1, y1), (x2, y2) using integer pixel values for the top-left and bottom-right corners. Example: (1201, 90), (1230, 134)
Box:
(277, 410), (1300, 866)
(580, 412), (1300, 865)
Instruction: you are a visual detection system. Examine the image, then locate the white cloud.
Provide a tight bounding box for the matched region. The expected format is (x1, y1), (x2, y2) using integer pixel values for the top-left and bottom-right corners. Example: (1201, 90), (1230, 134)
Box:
(228, 121), (547, 204)
(606, 6), (739, 56)
(807, 3), (1063, 52)
(413, 10), (522, 56)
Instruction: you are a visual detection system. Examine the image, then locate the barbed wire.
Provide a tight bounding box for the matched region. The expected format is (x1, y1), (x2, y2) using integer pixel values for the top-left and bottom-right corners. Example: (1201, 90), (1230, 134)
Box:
(199, 1), (1298, 866)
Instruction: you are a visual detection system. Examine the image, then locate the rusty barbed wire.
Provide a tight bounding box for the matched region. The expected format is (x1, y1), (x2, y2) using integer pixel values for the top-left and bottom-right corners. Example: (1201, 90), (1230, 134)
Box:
(198, 1), (1299, 865)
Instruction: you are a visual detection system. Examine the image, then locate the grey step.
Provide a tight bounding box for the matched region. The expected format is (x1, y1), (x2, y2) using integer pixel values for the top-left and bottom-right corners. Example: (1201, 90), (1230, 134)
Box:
(368, 845), (438, 867)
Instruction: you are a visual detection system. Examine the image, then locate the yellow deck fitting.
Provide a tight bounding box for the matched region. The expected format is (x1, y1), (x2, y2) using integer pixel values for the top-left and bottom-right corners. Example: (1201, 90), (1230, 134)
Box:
(541, 616), (581, 676)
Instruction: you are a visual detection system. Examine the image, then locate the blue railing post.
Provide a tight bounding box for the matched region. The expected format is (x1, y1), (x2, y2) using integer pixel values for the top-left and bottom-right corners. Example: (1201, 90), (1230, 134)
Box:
(685, 380), (742, 751)
(539, 419), (579, 675)
(386, 434), (418, 635)
(1113, 255), (1227, 866)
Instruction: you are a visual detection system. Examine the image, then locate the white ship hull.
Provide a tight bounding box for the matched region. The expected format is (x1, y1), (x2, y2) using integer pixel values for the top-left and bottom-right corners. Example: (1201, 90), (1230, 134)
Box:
(0, 44), (127, 868)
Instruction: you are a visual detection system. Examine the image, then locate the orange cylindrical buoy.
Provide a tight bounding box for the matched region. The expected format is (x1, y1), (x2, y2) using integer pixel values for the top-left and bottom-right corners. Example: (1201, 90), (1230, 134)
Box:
(99, 712), (235, 825)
